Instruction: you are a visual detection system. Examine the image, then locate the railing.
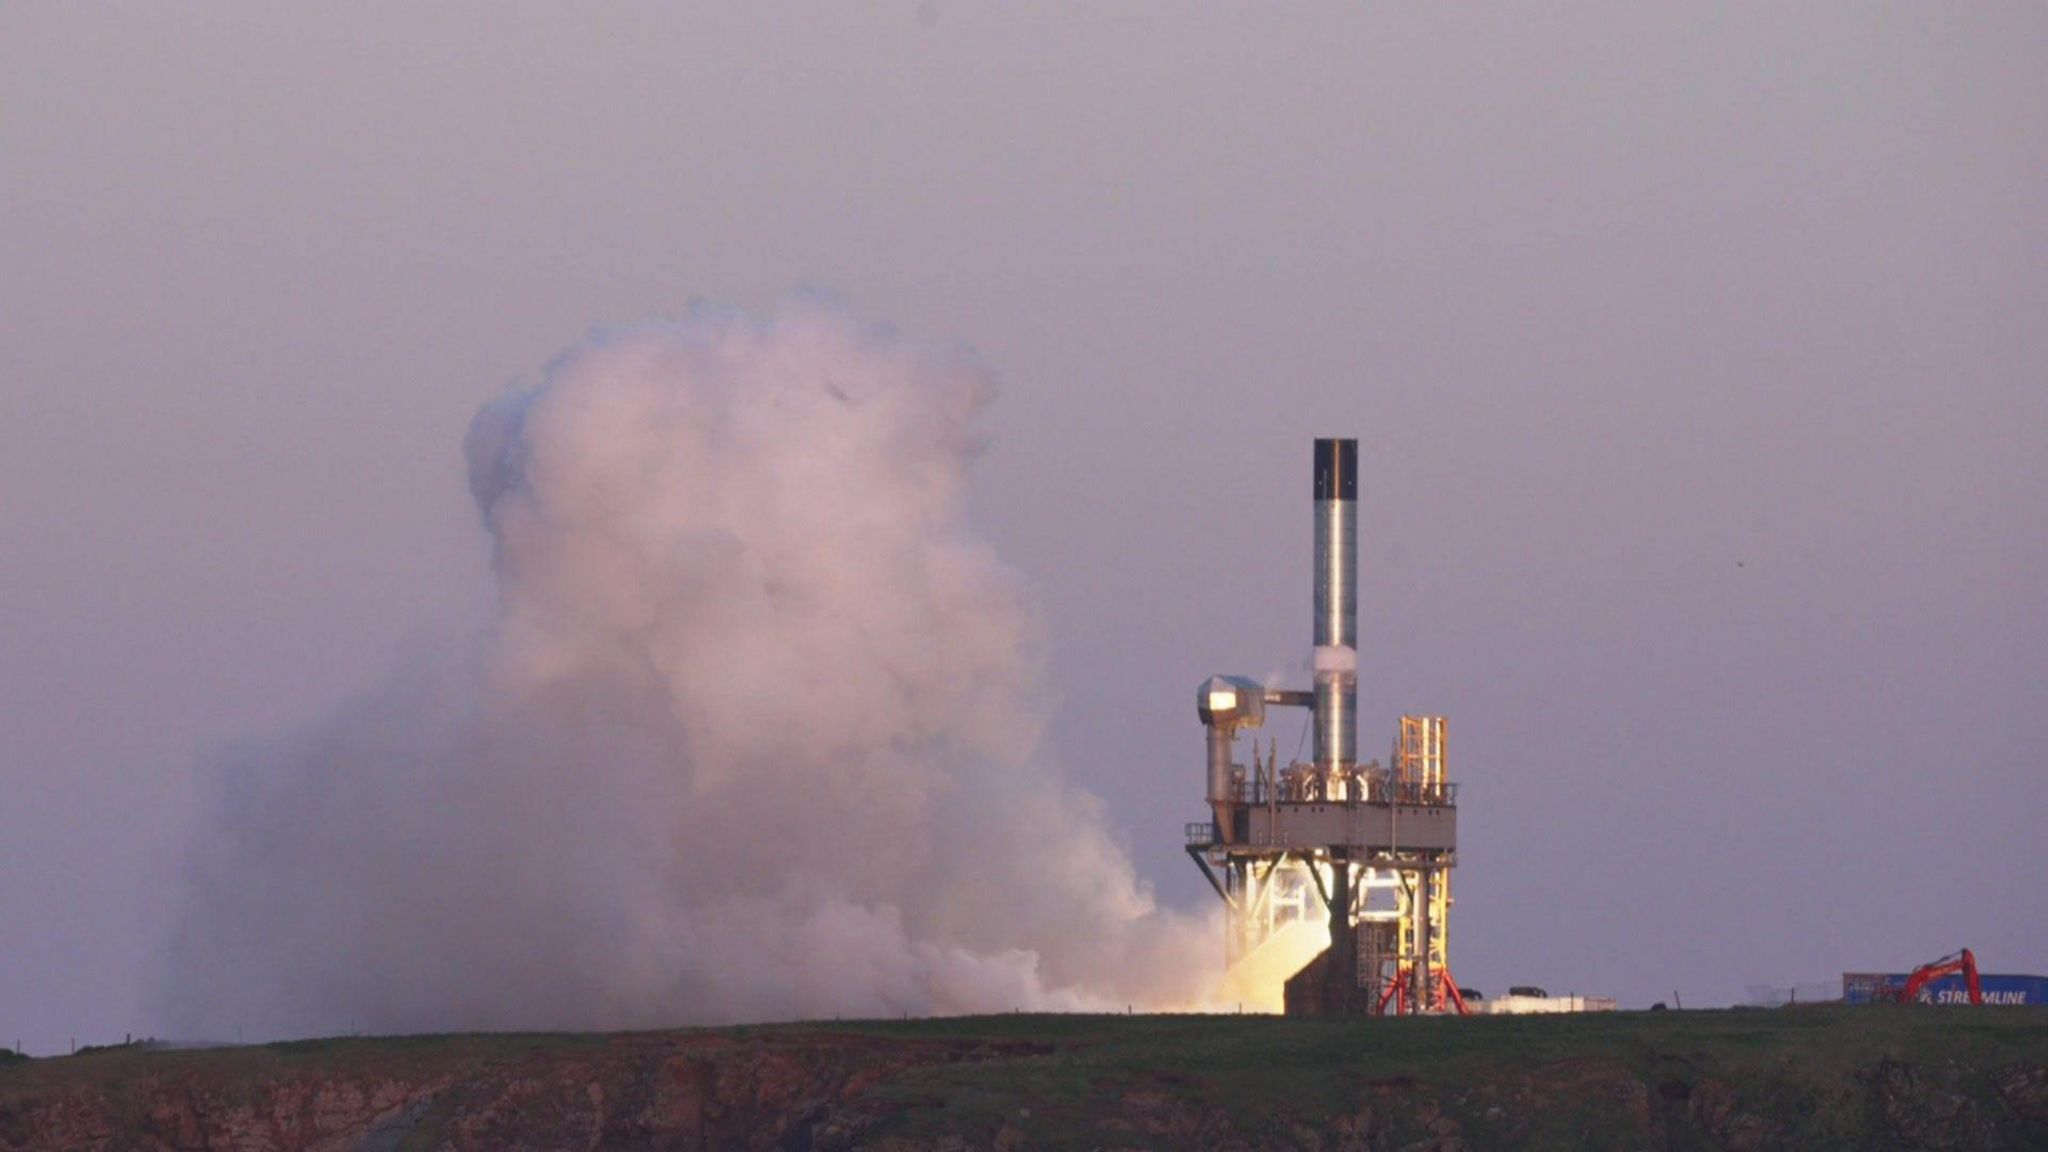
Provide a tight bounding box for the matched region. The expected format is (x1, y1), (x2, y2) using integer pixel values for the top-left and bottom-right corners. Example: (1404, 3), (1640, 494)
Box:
(1238, 772), (1458, 808)
(1380, 780), (1459, 807)
(1185, 821), (1217, 846)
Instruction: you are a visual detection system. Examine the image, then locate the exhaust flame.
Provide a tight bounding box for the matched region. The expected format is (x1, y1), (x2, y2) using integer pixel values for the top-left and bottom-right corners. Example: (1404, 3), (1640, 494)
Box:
(161, 297), (1216, 1039)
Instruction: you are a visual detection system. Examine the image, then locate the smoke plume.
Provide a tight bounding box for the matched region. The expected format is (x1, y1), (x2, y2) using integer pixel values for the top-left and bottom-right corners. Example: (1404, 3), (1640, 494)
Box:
(160, 297), (1215, 1039)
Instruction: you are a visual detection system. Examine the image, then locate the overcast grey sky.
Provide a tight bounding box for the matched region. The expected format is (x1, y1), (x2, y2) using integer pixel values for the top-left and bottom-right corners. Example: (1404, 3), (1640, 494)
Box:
(3, 3), (2044, 1052)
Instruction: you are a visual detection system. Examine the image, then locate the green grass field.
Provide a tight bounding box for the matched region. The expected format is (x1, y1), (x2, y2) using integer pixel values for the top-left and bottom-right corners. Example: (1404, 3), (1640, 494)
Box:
(803, 1006), (2048, 1145)
(6, 1006), (2046, 1149)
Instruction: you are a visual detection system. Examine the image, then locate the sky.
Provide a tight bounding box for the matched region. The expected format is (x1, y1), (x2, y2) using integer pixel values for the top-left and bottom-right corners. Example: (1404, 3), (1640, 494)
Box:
(3, 3), (2044, 1053)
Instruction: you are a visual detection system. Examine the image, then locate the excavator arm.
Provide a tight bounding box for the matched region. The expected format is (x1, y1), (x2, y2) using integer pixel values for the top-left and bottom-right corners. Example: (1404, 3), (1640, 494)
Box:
(1900, 949), (1982, 1005)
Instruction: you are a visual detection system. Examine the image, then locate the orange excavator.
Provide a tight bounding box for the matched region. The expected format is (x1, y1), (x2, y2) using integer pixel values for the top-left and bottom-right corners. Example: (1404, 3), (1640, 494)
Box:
(1898, 949), (1983, 1005)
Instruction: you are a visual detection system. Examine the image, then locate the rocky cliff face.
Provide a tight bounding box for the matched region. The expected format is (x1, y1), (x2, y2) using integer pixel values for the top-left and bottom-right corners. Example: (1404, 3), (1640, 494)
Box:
(2, 1016), (2045, 1151)
(0, 1032), (1040, 1151)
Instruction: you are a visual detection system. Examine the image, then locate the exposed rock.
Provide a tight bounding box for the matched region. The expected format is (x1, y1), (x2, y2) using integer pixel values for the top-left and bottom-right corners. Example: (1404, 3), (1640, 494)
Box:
(0, 1035), (1012, 1152)
(1, 1022), (2043, 1150)
(1864, 1058), (2010, 1151)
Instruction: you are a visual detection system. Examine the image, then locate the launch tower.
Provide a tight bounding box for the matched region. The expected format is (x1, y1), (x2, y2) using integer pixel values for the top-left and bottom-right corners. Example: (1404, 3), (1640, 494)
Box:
(1185, 438), (1466, 1016)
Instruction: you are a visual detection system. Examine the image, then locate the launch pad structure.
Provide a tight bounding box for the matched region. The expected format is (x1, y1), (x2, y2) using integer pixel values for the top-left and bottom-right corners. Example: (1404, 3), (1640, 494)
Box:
(1185, 439), (1466, 1016)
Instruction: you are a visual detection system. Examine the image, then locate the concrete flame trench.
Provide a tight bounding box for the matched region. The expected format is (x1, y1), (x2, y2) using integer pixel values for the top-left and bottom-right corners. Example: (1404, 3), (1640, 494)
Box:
(1187, 438), (1466, 1017)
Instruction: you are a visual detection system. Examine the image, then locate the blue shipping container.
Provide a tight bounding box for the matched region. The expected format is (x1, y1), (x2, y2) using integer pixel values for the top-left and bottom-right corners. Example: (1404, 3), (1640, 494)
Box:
(1842, 972), (2048, 1006)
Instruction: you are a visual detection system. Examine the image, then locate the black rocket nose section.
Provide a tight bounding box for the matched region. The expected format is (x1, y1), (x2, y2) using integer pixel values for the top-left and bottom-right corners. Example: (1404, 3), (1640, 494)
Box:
(1314, 438), (1357, 501)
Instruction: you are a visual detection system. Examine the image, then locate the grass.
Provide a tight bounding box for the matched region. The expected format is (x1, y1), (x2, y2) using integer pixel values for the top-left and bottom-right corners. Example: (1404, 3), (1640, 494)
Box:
(814, 1007), (2048, 1146)
(5, 1006), (2044, 1149)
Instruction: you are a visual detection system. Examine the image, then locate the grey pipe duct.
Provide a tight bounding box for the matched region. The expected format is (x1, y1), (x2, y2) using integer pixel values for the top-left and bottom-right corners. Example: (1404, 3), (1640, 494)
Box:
(1197, 675), (1266, 842)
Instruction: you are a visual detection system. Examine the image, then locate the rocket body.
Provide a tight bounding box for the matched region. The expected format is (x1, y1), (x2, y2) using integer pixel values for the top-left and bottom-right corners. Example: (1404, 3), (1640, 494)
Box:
(1312, 438), (1357, 770)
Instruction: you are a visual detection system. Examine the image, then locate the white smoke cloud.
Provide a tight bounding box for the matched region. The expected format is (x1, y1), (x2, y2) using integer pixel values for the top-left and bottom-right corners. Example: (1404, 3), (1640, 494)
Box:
(161, 296), (1217, 1039)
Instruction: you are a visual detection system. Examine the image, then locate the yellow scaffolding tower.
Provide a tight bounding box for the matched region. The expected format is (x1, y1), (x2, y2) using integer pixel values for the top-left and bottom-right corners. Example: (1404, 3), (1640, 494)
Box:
(1390, 717), (1456, 1012)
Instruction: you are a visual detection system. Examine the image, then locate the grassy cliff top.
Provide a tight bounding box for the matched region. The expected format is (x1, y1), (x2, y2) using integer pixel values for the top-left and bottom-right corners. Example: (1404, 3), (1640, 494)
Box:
(5, 1006), (2046, 1150)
